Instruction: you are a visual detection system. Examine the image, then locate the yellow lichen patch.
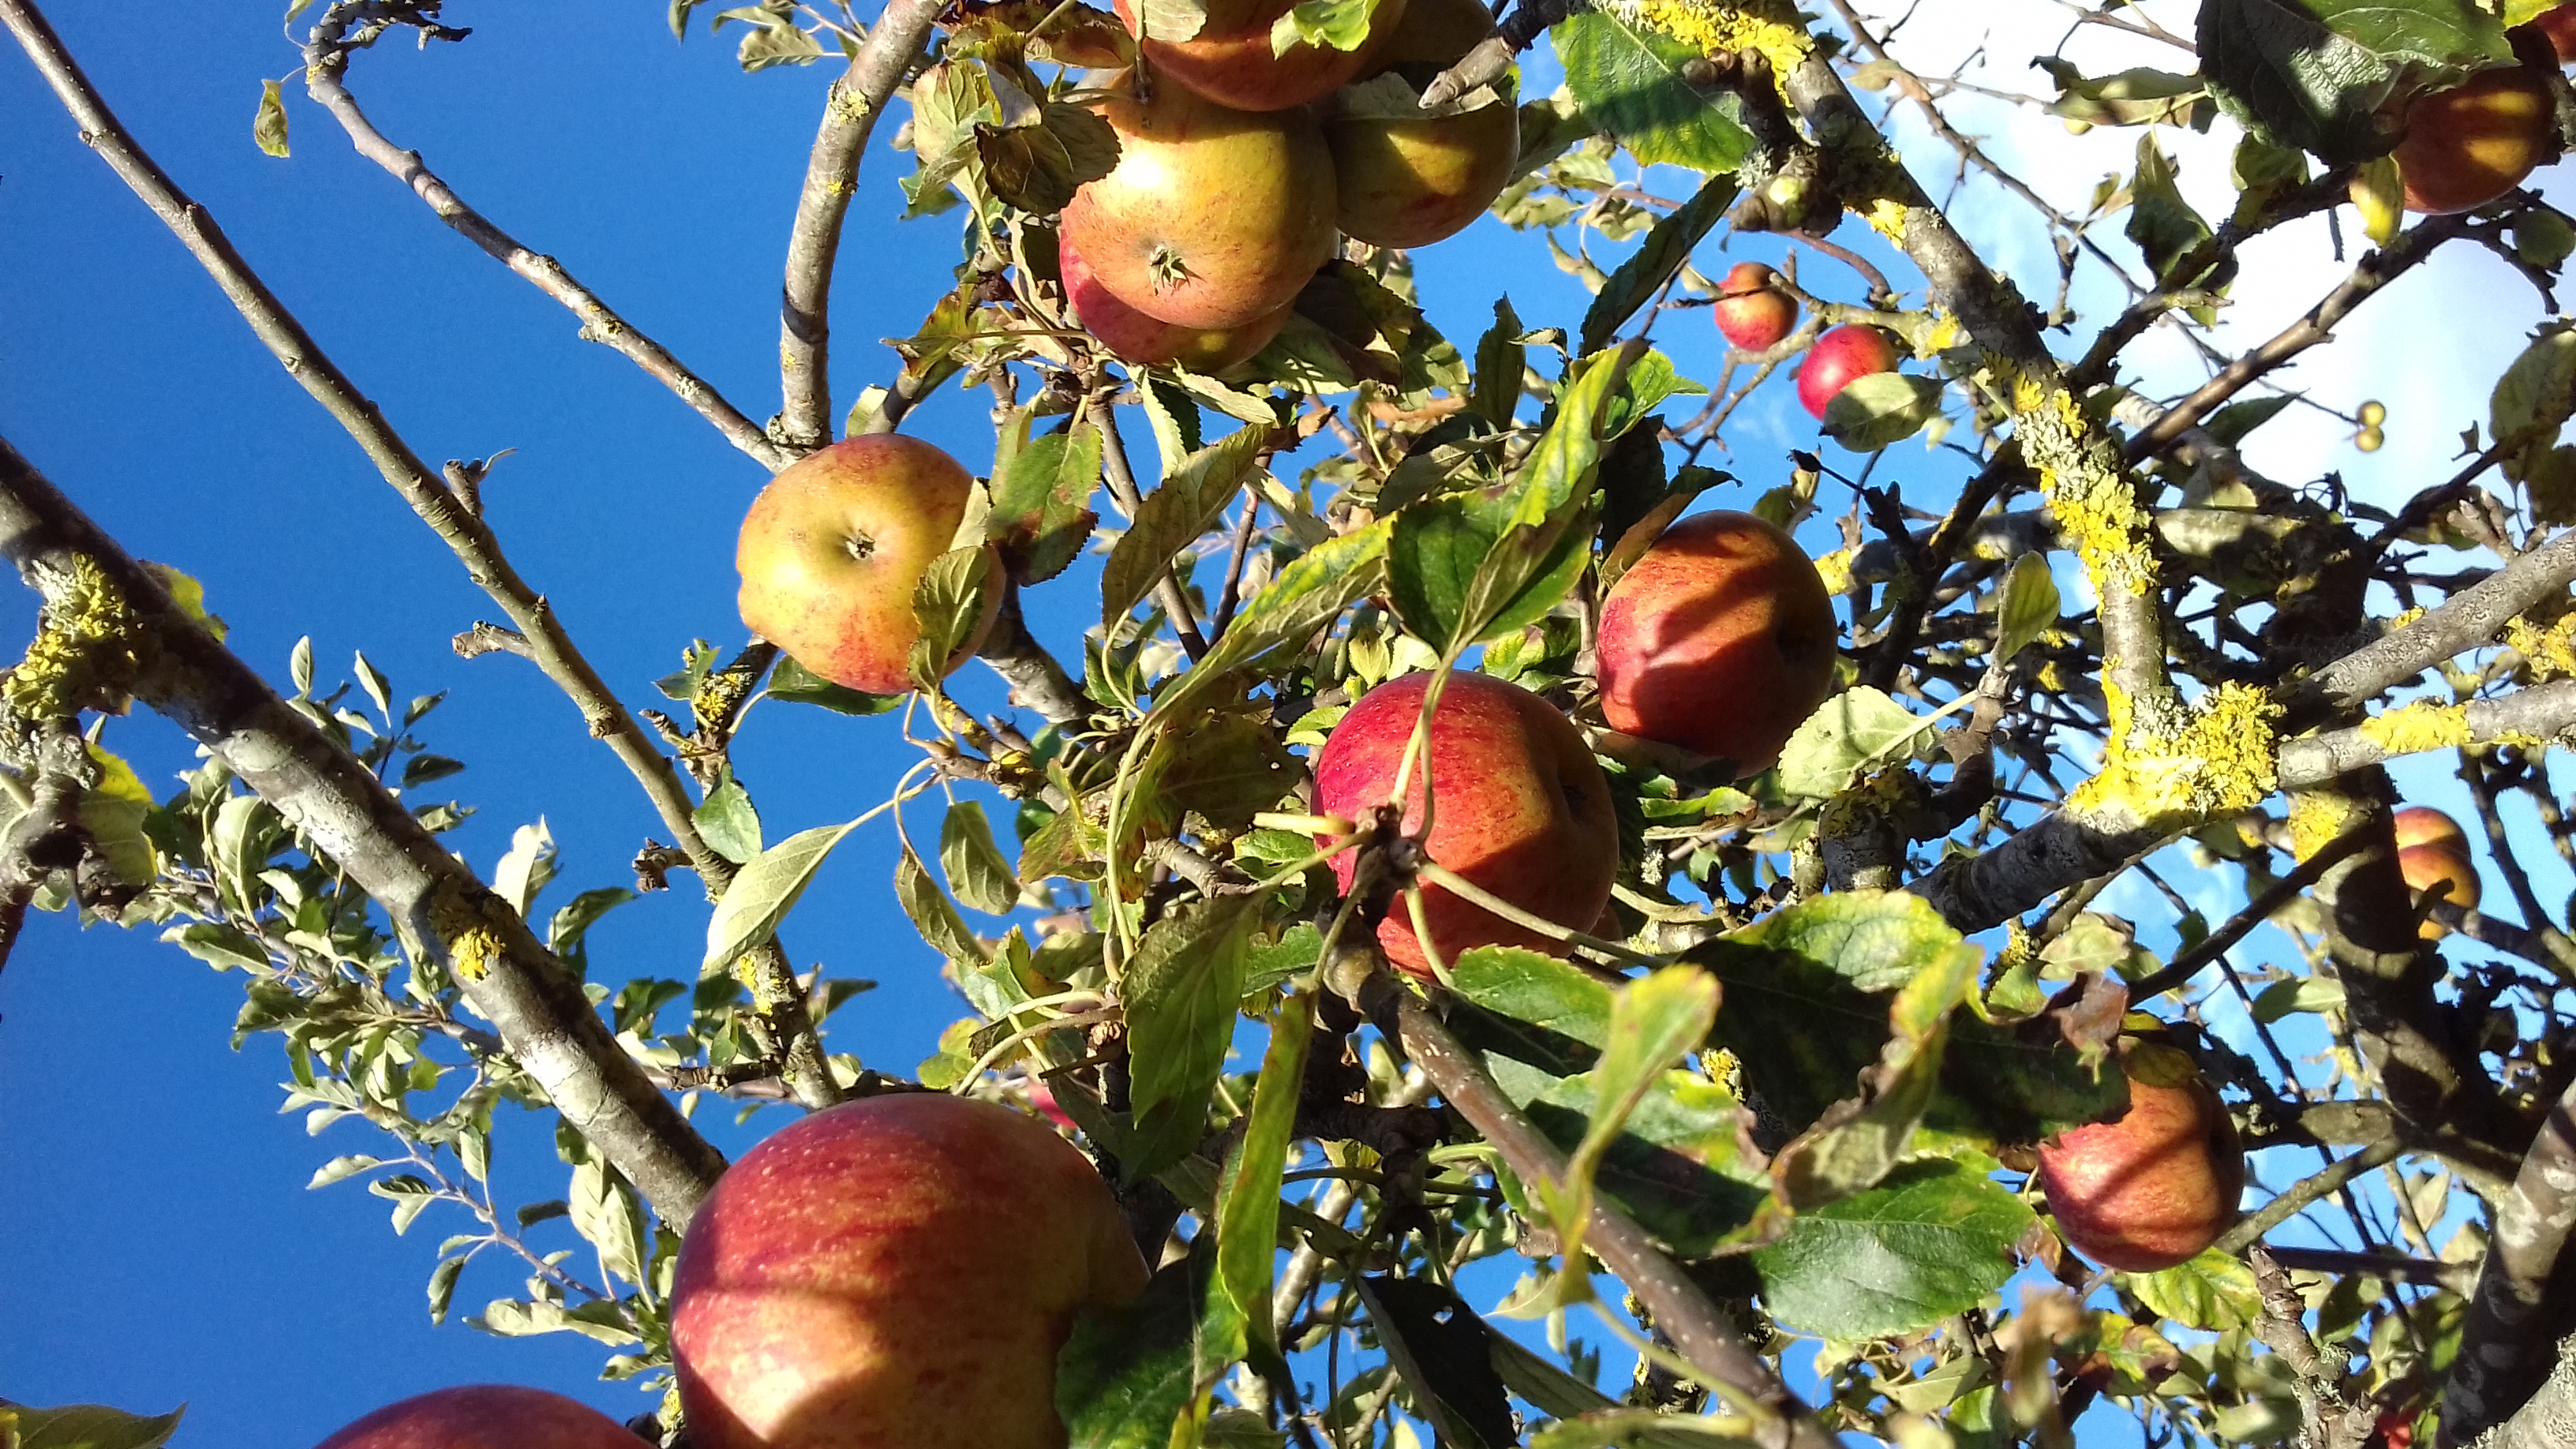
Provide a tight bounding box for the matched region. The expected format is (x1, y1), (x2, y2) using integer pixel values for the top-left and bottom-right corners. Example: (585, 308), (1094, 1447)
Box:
(2071, 681), (2281, 828)
(2287, 788), (2362, 863)
(429, 878), (509, 984)
(2357, 700), (2473, 758)
(1863, 195), (1909, 244)
(2507, 610), (2576, 682)
(1630, 0), (1811, 88)
(2018, 387), (2155, 600)
(2, 555), (148, 723)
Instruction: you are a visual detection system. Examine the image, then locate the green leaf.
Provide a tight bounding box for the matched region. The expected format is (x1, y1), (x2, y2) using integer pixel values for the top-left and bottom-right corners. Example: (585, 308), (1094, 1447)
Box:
(1154, 708), (1302, 833)
(1270, 0), (1381, 54)
(693, 780), (762, 867)
(547, 886), (635, 978)
(209, 792), (282, 915)
(1488, 1335), (1709, 1449)
(1122, 897), (1256, 1178)
(2197, 0), (2510, 163)
(1216, 994), (1313, 1357)
(1769, 922), (1980, 1210)
(734, 13), (826, 69)
(978, 103), (1124, 214)
(1058, 1241), (1243, 1449)
(1750, 1157), (2036, 1339)
(1931, 1012), (2129, 1144)
(940, 799), (1023, 915)
(571, 1156), (650, 1289)
(702, 819), (862, 973)
(2124, 133), (2226, 290)
(1995, 553), (2061, 664)
(1354, 1276), (1517, 1449)
(1555, 11), (1757, 175)
(2035, 58), (2211, 128)
(4, 1403), (185, 1449)
(898, 841), (990, 967)
(1774, 687), (1939, 799)
(1451, 945), (1617, 1054)
(426, 1255), (467, 1325)
(1103, 426), (1266, 629)
(1152, 519), (1392, 721)
(252, 80), (289, 158)
(1135, 0), (1208, 44)
(2122, 1248), (2261, 1332)
(1578, 174), (1735, 356)
(991, 421), (1105, 587)
(2252, 973), (2346, 1022)
(909, 546), (996, 693)
(307, 1154), (384, 1189)
(2493, 323), (2576, 486)
(1472, 297), (1526, 429)
(767, 653), (903, 714)
(1821, 372), (1947, 451)
(1532, 966), (1720, 1303)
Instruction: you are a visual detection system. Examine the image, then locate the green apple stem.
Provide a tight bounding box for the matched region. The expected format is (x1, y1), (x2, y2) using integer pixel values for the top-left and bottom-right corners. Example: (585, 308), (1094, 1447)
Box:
(1411, 859), (1663, 971)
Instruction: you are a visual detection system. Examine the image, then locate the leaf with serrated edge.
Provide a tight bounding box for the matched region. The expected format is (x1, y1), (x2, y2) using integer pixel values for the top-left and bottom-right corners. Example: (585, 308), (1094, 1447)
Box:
(1216, 994), (1312, 1357)
(1103, 426), (1265, 628)
(1578, 175), (1734, 356)
(940, 799), (1023, 915)
(1121, 897), (1256, 1179)
(702, 819), (862, 973)
(1750, 1157), (2035, 1339)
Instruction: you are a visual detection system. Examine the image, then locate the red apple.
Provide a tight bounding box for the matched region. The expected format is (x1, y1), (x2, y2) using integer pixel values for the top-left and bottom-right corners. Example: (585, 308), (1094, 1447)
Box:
(2037, 1039), (2244, 1273)
(1321, 0), (1517, 249)
(1795, 324), (1900, 419)
(672, 1093), (1149, 1449)
(313, 1385), (642, 1449)
(736, 436), (1005, 697)
(2394, 805), (2481, 939)
(2395, 65), (2559, 214)
(2531, 3), (2576, 65)
(1312, 669), (1619, 977)
(1111, 0), (1408, 112)
(1594, 511), (1839, 777)
(1060, 72), (1339, 330)
(1059, 234), (1289, 372)
(1712, 262), (1797, 351)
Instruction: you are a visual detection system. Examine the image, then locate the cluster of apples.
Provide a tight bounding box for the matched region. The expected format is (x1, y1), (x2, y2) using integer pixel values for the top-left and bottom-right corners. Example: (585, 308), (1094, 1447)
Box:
(1707, 260), (1906, 422)
(2396, 804), (2482, 938)
(313, 1095), (1144, 1449)
(1056, 0), (1522, 373)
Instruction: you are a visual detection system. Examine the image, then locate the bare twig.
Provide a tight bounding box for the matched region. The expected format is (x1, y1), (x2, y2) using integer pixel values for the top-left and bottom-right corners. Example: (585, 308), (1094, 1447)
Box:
(300, 3), (789, 472)
(775, 0), (945, 451)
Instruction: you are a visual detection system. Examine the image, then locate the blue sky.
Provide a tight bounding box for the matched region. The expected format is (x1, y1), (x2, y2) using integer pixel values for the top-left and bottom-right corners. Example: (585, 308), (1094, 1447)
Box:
(1, 0), (2565, 1443)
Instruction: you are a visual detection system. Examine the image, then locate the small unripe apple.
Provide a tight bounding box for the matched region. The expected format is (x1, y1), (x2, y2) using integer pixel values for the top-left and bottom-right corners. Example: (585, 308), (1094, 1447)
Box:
(1594, 511), (1839, 776)
(1795, 324), (1900, 419)
(1711, 263), (1798, 351)
(1313, 669), (1619, 977)
(2037, 1039), (2244, 1272)
(736, 436), (1005, 697)
(1061, 73), (1339, 331)
(1059, 235), (1288, 372)
(2394, 805), (2481, 939)
(314, 1385), (643, 1449)
(2394, 64), (2558, 215)
(1110, 0), (1408, 112)
(672, 1093), (1149, 1449)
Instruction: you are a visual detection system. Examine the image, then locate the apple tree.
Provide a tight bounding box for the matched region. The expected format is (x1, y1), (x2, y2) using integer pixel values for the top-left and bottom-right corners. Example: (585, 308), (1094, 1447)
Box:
(9, 0), (2576, 1445)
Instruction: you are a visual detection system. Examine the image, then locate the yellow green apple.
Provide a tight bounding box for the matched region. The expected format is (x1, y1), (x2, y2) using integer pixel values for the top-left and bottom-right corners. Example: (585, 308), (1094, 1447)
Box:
(736, 435), (1003, 697)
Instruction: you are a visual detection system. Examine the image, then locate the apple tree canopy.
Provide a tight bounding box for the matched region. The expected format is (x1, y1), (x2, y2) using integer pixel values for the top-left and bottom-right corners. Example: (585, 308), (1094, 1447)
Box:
(16, 0), (2576, 1444)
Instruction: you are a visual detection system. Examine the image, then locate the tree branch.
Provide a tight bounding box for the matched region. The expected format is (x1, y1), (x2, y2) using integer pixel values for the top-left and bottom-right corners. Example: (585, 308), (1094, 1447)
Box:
(2294, 529), (2576, 722)
(297, 3), (788, 472)
(2443, 1073), (2576, 1447)
(775, 0), (945, 451)
(2, 0), (841, 1112)
(1382, 990), (1839, 1449)
(0, 434), (727, 1225)
(2276, 681), (2576, 787)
